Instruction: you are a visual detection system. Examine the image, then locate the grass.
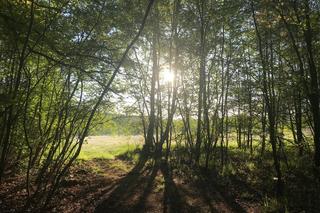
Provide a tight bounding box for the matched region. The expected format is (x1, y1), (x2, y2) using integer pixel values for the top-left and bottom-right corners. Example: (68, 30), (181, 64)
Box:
(78, 135), (144, 160)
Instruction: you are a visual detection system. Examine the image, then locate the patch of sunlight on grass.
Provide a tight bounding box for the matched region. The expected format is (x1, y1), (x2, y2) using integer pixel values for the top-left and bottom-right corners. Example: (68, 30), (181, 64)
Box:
(222, 163), (236, 176)
(155, 175), (165, 192)
(78, 135), (143, 160)
(247, 162), (255, 171)
(109, 160), (132, 172)
(263, 196), (288, 212)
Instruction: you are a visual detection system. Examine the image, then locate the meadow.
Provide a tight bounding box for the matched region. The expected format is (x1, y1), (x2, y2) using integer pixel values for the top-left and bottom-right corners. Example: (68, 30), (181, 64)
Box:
(78, 135), (144, 160)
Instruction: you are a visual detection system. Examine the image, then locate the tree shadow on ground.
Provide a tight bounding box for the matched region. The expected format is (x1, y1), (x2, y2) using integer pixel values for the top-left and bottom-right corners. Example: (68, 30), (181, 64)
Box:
(94, 155), (157, 213)
(195, 168), (247, 213)
(94, 150), (251, 213)
(160, 161), (197, 213)
(172, 160), (249, 213)
(95, 156), (197, 213)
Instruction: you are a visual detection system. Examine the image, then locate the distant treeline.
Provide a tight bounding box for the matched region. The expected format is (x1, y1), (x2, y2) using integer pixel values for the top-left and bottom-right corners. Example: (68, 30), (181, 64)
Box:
(90, 114), (144, 135)
(91, 113), (309, 141)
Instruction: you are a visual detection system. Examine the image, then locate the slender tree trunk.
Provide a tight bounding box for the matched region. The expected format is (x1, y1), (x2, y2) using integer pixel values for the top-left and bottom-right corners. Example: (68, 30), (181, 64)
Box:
(195, 0), (207, 165)
(294, 93), (304, 155)
(145, 3), (159, 156)
(304, 3), (320, 168)
(251, 1), (284, 197)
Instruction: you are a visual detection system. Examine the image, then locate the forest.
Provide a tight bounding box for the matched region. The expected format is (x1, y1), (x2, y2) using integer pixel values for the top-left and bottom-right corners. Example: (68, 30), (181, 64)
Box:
(0, 0), (320, 212)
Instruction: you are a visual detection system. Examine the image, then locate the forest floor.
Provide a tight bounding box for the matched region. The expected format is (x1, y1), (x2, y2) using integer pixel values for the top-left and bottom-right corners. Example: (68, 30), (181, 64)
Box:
(49, 157), (262, 213)
(1, 136), (319, 212)
(0, 157), (262, 213)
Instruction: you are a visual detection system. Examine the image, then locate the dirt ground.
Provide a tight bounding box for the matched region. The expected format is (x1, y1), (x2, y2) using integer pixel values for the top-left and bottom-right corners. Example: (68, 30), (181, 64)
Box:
(0, 157), (262, 213)
(55, 158), (261, 212)
(1, 136), (319, 213)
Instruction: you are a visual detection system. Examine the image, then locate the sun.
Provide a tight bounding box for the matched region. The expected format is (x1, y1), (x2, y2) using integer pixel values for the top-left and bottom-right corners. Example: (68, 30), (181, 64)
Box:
(161, 68), (174, 83)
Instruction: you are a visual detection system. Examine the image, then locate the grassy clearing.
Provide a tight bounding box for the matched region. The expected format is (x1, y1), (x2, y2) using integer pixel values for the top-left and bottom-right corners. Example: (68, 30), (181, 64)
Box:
(78, 135), (144, 160)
